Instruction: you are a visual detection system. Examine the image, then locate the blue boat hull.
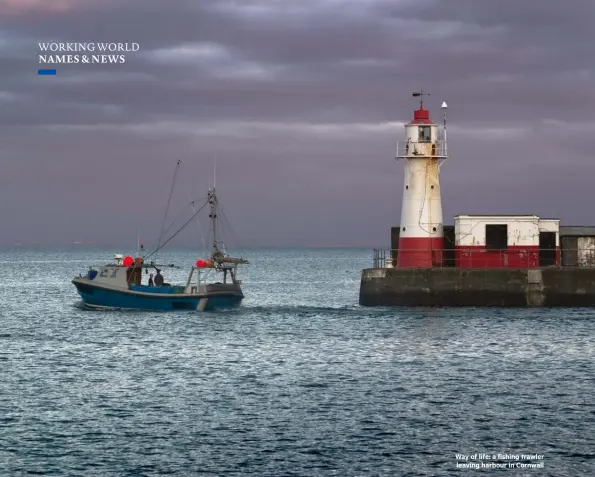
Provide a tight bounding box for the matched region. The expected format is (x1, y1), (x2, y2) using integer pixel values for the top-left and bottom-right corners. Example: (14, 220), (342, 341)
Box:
(73, 281), (243, 312)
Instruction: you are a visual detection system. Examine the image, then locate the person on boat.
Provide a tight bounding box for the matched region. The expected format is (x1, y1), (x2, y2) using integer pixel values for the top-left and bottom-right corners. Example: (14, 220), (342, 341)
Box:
(148, 273), (154, 286)
(154, 269), (164, 286)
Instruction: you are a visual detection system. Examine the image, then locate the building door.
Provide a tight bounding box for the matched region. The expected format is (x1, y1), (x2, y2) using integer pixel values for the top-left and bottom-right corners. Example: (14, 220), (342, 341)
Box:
(539, 232), (556, 266)
(561, 236), (578, 266)
(443, 225), (456, 267)
(390, 227), (400, 266)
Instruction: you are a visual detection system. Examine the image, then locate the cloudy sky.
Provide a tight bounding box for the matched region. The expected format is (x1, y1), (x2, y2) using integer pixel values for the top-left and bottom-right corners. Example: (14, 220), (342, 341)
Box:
(1, 0), (594, 248)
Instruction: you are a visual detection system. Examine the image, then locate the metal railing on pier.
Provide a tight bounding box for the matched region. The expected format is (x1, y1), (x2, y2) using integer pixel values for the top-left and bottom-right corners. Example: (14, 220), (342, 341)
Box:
(372, 248), (595, 269)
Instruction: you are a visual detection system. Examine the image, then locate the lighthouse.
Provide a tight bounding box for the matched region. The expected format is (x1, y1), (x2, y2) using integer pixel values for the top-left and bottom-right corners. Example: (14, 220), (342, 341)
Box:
(361, 92), (595, 308)
(396, 90), (448, 267)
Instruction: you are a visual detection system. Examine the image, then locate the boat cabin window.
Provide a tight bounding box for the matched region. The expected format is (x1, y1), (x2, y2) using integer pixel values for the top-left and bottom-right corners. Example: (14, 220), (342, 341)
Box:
(418, 126), (431, 142)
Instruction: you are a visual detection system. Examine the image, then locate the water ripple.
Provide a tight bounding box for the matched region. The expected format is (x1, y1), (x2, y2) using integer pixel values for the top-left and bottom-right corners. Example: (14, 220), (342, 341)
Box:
(0, 248), (593, 475)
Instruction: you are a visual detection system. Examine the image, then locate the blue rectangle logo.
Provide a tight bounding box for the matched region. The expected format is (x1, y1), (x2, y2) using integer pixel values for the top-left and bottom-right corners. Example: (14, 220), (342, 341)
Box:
(38, 69), (57, 75)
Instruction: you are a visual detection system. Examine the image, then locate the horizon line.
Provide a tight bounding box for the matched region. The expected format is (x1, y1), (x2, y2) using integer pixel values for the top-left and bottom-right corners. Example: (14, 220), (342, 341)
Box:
(0, 244), (382, 250)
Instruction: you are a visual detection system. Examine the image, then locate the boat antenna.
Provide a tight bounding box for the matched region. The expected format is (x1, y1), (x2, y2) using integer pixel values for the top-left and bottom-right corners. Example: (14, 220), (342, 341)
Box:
(214, 154), (217, 189)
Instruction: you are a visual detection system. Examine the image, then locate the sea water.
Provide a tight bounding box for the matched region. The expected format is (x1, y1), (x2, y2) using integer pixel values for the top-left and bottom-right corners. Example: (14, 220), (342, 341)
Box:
(0, 248), (593, 476)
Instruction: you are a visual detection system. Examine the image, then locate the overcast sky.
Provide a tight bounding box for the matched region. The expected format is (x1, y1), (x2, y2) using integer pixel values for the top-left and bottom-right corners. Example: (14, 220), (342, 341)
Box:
(1, 0), (594, 248)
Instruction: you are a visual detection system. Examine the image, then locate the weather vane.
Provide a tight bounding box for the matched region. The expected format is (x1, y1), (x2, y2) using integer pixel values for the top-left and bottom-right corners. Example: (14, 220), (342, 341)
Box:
(412, 89), (430, 108)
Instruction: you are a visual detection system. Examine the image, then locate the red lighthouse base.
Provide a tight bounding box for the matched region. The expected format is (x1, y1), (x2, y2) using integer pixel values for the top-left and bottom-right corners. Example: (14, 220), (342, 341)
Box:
(397, 237), (444, 268)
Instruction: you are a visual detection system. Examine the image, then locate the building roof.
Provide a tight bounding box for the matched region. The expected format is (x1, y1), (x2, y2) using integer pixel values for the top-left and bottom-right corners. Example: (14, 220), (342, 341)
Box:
(559, 226), (595, 236)
(454, 214), (541, 219)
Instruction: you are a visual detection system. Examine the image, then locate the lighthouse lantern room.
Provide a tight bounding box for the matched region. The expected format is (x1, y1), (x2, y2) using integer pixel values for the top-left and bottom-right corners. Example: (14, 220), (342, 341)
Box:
(395, 90), (448, 267)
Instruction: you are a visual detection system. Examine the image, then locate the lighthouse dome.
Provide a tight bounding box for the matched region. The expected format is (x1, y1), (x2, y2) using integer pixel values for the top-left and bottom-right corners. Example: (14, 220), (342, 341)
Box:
(408, 107), (434, 125)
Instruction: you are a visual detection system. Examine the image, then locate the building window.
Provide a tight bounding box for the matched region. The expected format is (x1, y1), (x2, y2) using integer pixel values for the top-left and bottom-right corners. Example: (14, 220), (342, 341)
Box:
(486, 224), (508, 250)
(418, 126), (431, 142)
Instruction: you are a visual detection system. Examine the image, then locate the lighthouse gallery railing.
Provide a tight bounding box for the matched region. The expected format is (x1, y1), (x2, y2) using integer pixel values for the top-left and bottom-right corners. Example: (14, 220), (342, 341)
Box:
(395, 140), (447, 159)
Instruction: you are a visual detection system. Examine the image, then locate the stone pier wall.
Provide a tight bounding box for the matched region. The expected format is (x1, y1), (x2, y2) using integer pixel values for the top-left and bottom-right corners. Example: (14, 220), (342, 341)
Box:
(359, 267), (595, 307)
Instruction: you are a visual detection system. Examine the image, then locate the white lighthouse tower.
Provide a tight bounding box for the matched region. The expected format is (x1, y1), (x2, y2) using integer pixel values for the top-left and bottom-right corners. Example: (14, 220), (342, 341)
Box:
(396, 90), (448, 267)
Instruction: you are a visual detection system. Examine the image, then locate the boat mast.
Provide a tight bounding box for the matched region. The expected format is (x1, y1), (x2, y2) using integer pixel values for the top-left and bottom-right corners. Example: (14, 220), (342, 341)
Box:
(205, 174), (249, 274)
(208, 187), (219, 259)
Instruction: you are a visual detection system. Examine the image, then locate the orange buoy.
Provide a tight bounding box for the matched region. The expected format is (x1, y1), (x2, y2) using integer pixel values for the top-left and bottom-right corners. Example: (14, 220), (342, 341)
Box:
(123, 256), (134, 267)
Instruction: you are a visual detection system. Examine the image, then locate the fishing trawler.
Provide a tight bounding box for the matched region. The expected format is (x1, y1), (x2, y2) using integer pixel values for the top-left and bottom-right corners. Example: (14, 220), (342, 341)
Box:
(72, 184), (249, 312)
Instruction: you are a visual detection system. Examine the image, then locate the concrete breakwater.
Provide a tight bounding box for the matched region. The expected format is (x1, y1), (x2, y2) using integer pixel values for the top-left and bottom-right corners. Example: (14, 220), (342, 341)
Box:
(359, 267), (595, 307)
